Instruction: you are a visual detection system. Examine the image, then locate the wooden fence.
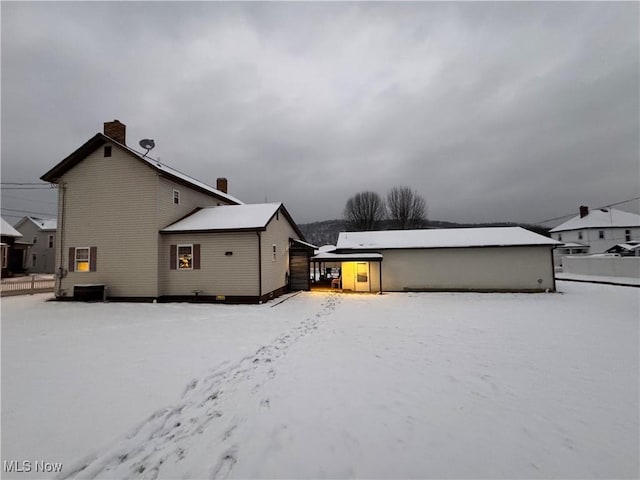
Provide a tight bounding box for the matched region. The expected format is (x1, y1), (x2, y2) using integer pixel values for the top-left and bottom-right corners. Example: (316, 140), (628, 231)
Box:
(1, 276), (55, 297)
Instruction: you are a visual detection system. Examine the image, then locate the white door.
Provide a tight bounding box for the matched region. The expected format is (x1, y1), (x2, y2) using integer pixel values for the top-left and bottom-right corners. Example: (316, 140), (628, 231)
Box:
(355, 262), (370, 292)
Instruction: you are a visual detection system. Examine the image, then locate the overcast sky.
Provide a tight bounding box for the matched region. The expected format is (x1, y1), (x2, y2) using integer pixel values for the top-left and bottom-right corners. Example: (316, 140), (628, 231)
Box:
(2, 1), (638, 226)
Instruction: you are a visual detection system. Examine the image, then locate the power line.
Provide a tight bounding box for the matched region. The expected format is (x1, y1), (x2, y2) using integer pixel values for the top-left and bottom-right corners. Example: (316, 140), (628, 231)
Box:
(1, 187), (56, 190)
(1, 207), (56, 217)
(1, 182), (51, 186)
(1, 194), (58, 205)
(535, 196), (640, 225)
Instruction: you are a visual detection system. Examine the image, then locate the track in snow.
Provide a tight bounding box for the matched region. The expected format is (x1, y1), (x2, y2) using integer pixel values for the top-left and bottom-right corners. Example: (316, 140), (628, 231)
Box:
(61, 292), (341, 479)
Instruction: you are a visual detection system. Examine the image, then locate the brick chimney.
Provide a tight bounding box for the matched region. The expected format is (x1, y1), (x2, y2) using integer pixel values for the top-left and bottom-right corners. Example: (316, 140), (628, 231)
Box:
(103, 120), (126, 145)
(579, 205), (589, 218)
(216, 177), (228, 194)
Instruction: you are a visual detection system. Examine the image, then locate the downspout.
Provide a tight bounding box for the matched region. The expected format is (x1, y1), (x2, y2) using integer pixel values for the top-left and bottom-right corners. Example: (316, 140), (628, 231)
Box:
(257, 232), (262, 302)
(550, 248), (557, 292)
(56, 183), (67, 297)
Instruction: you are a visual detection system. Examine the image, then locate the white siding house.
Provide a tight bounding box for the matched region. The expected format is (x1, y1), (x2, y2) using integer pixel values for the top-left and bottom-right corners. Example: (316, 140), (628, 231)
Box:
(550, 206), (640, 254)
(321, 227), (561, 293)
(40, 120), (307, 303)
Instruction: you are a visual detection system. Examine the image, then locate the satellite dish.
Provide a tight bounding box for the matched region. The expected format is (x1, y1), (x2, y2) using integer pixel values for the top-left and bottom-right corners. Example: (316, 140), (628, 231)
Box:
(139, 139), (155, 157)
(139, 139), (155, 150)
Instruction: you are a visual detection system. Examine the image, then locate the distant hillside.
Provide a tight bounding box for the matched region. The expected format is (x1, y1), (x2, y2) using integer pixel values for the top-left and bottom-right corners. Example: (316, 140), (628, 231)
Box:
(299, 219), (550, 246)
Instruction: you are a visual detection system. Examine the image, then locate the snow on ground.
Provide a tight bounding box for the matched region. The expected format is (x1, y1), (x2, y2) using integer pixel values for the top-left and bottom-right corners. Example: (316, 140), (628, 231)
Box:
(2, 283), (638, 479)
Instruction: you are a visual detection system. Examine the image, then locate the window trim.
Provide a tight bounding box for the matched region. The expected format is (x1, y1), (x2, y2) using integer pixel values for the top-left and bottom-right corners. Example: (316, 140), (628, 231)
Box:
(75, 246), (90, 273)
(104, 145), (112, 157)
(272, 244), (277, 262)
(173, 189), (180, 205)
(598, 230), (605, 240)
(48, 234), (54, 249)
(177, 244), (193, 270)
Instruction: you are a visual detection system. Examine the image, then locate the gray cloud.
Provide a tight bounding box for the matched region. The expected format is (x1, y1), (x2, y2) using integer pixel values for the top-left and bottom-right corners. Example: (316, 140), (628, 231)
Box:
(2, 2), (638, 225)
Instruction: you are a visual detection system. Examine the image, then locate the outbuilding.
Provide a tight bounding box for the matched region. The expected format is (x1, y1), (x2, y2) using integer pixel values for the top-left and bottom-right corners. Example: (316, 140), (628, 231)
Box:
(325, 227), (561, 293)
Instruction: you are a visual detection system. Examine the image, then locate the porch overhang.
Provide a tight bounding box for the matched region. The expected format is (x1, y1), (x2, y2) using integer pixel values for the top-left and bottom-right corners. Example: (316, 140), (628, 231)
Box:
(311, 252), (383, 262)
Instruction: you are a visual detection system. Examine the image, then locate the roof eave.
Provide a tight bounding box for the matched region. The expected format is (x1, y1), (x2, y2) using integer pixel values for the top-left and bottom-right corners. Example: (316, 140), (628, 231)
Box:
(337, 243), (559, 251)
(160, 227), (266, 235)
(41, 133), (107, 183)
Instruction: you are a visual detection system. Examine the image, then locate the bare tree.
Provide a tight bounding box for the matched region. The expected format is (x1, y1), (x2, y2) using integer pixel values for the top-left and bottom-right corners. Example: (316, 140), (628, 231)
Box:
(344, 191), (386, 231)
(387, 186), (427, 229)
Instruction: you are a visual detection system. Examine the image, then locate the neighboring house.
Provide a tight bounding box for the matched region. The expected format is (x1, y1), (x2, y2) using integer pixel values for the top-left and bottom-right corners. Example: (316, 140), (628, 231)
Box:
(313, 227), (561, 293)
(605, 241), (640, 257)
(1, 217), (30, 277)
(14, 216), (57, 273)
(40, 120), (308, 302)
(550, 206), (640, 254)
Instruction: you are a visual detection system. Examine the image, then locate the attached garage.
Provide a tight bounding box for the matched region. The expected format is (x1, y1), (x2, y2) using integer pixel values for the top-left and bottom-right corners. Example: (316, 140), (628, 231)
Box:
(332, 227), (561, 293)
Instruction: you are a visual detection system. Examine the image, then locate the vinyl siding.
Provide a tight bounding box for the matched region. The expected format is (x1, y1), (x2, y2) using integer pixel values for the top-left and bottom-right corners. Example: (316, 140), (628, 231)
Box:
(160, 232), (259, 297)
(156, 176), (233, 229)
(378, 246), (555, 291)
(155, 176), (236, 295)
(57, 144), (158, 297)
(259, 210), (300, 296)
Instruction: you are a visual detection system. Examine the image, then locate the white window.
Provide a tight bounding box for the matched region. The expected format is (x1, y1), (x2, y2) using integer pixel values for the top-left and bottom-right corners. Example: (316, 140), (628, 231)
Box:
(1, 246), (7, 268)
(173, 189), (180, 205)
(75, 247), (90, 272)
(178, 244), (193, 269)
(48, 235), (54, 248)
(272, 244), (277, 262)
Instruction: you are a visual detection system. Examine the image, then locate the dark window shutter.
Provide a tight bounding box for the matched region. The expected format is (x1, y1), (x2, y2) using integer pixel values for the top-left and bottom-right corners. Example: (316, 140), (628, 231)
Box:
(170, 245), (177, 270)
(90, 247), (97, 272)
(68, 247), (75, 272)
(193, 244), (201, 270)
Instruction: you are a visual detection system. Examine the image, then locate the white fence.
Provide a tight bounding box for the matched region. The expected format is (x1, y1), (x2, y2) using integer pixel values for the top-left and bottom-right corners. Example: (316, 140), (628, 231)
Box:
(563, 256), (640, 279)
(1, 276), (55, 297)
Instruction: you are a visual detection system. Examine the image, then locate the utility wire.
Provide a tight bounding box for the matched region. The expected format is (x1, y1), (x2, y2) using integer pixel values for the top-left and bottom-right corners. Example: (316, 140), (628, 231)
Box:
(1, 182), (51, 186)
(1, 207), (56, 217)
(535, 196), (640, 225)
(1, 187), (56, 190)
(1, 194), (58, 205)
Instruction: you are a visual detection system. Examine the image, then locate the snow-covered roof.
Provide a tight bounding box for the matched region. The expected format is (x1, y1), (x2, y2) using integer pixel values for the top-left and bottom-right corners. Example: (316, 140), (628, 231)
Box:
(41, 133), (243, 206)
(336, 227), (561, 250)
(609, 242), (640, 252)
(550, 208), (640, 232)
(311, 252), (383, 261)
(162, 203), (283, 232)
(23, 216), (57, 231)
(1, 218), (22, 237)
(291, 238), (318, 250)
(117, 141), (244, 205)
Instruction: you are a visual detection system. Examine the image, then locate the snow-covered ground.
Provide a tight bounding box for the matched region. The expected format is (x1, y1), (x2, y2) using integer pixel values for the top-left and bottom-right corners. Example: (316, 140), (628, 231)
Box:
(2, 283), (638, 479)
